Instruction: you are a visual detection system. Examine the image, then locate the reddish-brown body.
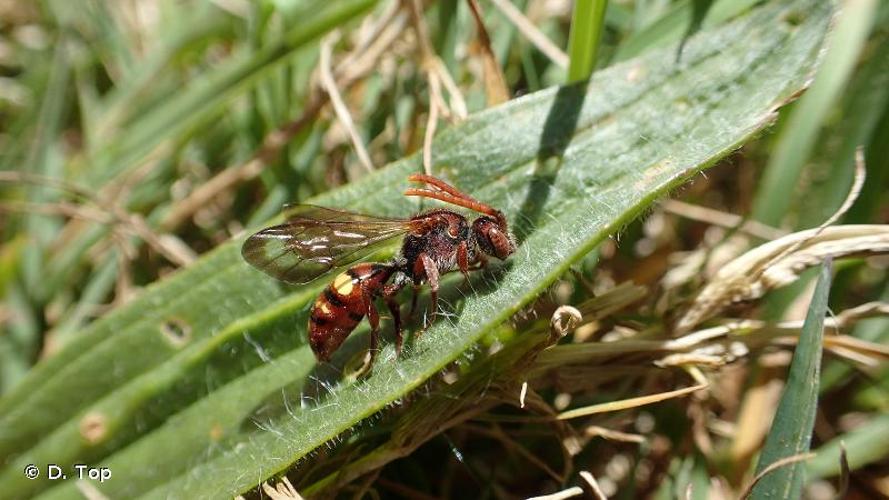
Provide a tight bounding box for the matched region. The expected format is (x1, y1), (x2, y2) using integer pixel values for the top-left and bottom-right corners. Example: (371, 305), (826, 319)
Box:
(242, 174), (515, 371)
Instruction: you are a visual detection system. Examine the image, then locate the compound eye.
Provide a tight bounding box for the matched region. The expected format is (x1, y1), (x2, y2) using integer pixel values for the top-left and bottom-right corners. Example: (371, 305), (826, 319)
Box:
(473, 216), (514, 260)
(490, 230), (514, 259)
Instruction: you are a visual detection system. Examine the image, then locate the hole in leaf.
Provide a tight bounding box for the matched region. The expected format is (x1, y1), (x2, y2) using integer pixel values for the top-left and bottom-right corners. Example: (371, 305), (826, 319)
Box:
(79, 412), (108, 445)
(160, 317), (191, 347)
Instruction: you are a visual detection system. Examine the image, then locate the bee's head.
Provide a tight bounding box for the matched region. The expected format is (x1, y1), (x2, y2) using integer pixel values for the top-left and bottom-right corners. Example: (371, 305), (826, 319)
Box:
(472, 215), (515, 260)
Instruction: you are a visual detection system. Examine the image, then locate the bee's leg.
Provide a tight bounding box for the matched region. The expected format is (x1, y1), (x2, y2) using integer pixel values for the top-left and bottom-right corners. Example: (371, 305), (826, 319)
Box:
(382, 280), (406, 356)
(408, 284), (421, 319)
(457, 241), (470, 283)
(418, 253), (440, 336)
(358, 286), (379, 375)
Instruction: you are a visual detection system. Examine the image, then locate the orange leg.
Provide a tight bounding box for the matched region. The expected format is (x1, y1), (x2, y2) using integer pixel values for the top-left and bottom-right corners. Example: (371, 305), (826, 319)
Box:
(457, 240), (470, 283)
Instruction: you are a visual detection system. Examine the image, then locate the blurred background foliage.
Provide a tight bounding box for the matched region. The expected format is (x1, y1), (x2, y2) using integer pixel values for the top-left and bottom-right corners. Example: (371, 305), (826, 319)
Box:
(0, 0), (888, 498)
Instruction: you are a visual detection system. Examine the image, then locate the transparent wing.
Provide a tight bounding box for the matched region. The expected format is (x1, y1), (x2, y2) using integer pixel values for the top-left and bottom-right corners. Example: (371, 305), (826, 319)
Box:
(241, 205), (410, 284)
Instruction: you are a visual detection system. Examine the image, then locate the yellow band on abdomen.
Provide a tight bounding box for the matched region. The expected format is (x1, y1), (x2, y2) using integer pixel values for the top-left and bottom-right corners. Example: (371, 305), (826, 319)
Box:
(332, 272), (354, 296)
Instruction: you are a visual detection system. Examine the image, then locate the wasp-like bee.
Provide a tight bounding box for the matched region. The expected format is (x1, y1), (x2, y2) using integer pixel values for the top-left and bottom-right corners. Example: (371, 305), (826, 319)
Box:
(242, 175), (515, 369)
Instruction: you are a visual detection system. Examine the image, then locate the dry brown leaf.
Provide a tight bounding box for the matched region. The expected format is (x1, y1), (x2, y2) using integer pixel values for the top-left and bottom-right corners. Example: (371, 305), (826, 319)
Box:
(527, 486), (585, 500)
(557, 383), (708, 420)
(583, 426), (646, 443)
(466, 0), (509, 105)
(579, 470), (608, 500)
(261, 477), (304, 500)
(675, 225), (889, 333)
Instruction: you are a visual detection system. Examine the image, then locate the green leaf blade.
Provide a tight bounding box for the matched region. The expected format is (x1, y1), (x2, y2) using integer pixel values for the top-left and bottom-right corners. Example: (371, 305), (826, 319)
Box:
(566, 0), (609, 83)
(0, 0), (834, 498)
(750, 0), (878, 227)
(750, 259), (833, 499)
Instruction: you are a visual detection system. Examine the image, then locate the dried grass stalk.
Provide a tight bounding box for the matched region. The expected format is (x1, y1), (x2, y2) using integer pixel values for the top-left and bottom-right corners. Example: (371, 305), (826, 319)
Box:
(675, 225), (889, 333)
(260, 476), (304, 500)
(466, 0), (509, 105)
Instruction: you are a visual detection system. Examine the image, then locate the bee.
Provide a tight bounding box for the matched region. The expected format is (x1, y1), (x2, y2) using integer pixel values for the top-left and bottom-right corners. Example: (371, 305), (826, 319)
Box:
(241, 174), (515, 369)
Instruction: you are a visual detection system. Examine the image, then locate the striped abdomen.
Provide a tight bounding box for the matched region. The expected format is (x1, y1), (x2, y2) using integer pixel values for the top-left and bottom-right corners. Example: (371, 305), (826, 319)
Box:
(308, 263), (394, 360)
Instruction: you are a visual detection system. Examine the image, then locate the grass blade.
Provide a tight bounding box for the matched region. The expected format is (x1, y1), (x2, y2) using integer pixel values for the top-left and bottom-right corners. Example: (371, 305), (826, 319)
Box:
(750, 259), (833, 499)
(807, 414), (889, 478)
(566, 0), (609, 82)
(89, 0), (377, 184)
(750, 0), (877, 227)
